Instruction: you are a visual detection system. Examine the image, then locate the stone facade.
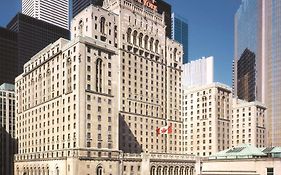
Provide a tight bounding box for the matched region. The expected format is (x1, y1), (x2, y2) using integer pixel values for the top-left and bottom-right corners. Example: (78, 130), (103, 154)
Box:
(182, 83), (232, 157)
(14, 1), (196, 174)
(231, 98), (266, 147)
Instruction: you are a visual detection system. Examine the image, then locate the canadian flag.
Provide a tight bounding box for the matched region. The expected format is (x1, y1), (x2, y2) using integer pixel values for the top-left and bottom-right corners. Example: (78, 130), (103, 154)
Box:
(156, 125), (172, 135)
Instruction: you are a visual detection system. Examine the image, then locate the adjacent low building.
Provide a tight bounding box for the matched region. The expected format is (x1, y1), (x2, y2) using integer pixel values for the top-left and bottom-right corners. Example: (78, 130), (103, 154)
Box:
(182, 83), (232, 157)
(232, 98), (266, 148)
(201, 144), (281, 175)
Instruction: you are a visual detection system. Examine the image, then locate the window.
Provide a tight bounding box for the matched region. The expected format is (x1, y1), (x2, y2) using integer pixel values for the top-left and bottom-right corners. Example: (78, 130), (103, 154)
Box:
(127, 28), (132, 43)
(100, 17), (106, 34)
(96, 59), (102, 92)
(97, 166), (103, 175)
(267, 168), (273, 175)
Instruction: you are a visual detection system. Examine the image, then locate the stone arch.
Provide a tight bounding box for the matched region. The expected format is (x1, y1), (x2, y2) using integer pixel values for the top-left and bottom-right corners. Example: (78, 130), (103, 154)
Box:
(150, 165), (156, 175)
(133, 30), (138, 45)
(97, 165), (103, 175)
(149, 37), (154, 51)
(168, 166), (174, 175)
(155, 40), (159, 53)
(139, 33), (144, 47)
(100, 17), (106, 34)
(156, 166), (162, 175)
(162, 166), (168, 175)
(180, 166), (185, 175)
(185, 166), (189, 175)
(189, 167), (194, 175)
(174, 48), (177, 61)
(127, 28), (132, 43)
(144, 35), (149, 49)
(174, 166), (179, 175)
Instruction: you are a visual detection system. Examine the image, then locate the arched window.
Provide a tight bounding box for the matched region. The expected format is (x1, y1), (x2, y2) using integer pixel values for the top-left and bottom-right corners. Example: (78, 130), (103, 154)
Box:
(150, 38), (154, 51)
(133, 30), (138, 45)
(180, 167), (185, 175)
(56, 167), (59, 175)
(150, 166), (156, 175)
(155, 40), (159, 53)
(174, 166), (179, 175)
(79, 20), (83, 36)
(97, 166), (103, 175)
(156, 166), (162, 175)
(169, 167), (173, 175)
(185, 167), (189, 175)
(144, 35), (149, 49)
(100, 17), (106, 34)
(96, 59), (103, 92)
(139, 33), (143, 47)
(174, 48), (177, 60)
(127, 28), (132, 43)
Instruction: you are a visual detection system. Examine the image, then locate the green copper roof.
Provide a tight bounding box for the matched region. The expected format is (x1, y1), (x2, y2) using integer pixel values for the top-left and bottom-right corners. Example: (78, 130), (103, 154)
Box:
(210, 144), (267, 159)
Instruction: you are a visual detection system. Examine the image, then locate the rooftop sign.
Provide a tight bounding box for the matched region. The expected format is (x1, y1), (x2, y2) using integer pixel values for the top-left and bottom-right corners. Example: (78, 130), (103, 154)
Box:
(137, 0), (157, 11)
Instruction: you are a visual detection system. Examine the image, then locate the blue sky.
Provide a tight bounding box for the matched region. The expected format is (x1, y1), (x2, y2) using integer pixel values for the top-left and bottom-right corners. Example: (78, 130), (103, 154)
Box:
(0, 0), (241, 86)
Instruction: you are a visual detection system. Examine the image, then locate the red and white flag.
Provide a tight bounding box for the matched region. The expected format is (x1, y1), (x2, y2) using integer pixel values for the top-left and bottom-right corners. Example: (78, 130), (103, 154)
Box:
(156, 125), (172, 135)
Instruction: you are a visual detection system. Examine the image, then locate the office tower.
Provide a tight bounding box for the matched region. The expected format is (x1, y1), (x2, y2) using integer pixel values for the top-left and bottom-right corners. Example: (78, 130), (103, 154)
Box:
(234, 0), (281, 146)
(172, 13), (188, 63)
(0, 28), (18, 84)
(231, 98), (266, 148)
(22, 0), (69, 29)
(236, 48), (256, 102)
(7, 13), (70, 74)
(233, 0), (262, 102)
(0, 83), (16, 175)
(182, 56), (214, 88)
(72, 0), (172, 38)
(72, 0), (104, 18)
(157, 0), (172, 38)
(14, 2), (196, 175)
(182, 83), (232, 157)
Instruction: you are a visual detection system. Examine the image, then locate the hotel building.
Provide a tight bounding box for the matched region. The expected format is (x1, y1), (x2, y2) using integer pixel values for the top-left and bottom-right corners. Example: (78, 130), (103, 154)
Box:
(14, 0), (196, 174)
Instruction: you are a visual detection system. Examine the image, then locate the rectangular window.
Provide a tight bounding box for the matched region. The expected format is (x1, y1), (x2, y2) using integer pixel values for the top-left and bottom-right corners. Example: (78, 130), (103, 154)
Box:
(267, 168), (273, 175)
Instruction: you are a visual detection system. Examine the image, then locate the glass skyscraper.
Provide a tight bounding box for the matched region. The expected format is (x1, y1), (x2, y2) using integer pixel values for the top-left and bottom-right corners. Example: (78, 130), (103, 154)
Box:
(172, 13), (188, 63)
(234, 0), (281, 146)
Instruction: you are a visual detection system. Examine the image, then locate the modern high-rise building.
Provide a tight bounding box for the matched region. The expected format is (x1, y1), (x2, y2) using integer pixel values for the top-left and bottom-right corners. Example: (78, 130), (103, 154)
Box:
(0, 83), (16, 175)
(7, 13), (70, 75)
(14, 1), (196, 174)
(236, 48), (256, 102)
(72, 0), (104, 18)
(22, 0), (69, 29)
(172, 13), (188, 63)
(0, 27), (18, 85)
(182, 83), (232, 157)
(234, 0), (281, 146)
(231, 98), (266, 148)
(182, 56), (214, 88)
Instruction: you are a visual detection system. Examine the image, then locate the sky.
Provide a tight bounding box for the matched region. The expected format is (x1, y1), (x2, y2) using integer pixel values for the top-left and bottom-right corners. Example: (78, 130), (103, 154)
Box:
(0, 0), (241, 86)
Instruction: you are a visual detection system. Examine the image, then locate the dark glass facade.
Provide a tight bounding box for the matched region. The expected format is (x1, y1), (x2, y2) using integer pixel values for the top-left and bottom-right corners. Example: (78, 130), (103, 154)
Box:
(156, 0), (172, 38)
(0, 28), (18, 85)
(7, 13), (70, 74)
(237, 48), (256, 102)
(73, 0), (104, 18)
(172, 13), (188, 63)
